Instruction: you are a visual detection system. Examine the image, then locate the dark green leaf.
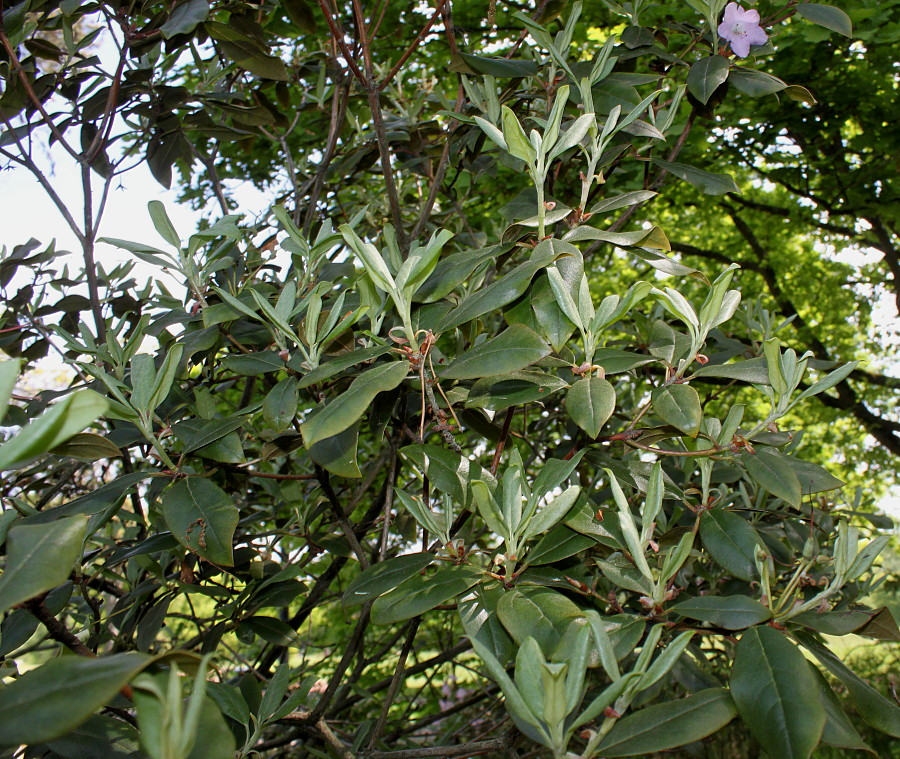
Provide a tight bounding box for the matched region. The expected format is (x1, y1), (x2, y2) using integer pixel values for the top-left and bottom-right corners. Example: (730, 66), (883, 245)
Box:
(343, 553), (435, 608)
(811, 666), (874, 752)
(651, 159), (740, 195)
(371, 565), (481, 624)
(458, 584), (514, 664)
(797, 3), (853, 37)
(526, 525), (595, 565)
(730, 69), (787, 97)
(565, 377), (616, 438)
(782, 457), (845, 495)
(308, 422), (361, 478)
(438, 252), (554, 331)
(454, 53), (538, 77)
(597, 688), (737, 756)
(442, 325), (550, 380)
(160, 0), (209, 39)
(742, 448), (802, 507)
(161, 478), (239, 566)
(796, 631), (900, 737)
(671, 595), (772, 630)
(301, 361), (408, 447)
(730, 626), (825, 759)
(699, 509), (760, 582)
(687, 56), (730, 105)
(0, 654), (149, 746)
(263, 377), (299, 432)
(49, 432), (122, 462)
(651, 384), (702, 437)
(296, 346), (391, 389)
(0, 515), (88, 613)
(283, 0), (317, 33)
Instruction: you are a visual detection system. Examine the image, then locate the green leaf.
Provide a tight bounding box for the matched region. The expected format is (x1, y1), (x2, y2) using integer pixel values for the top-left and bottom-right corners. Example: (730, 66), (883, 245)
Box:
(297, 346), (391, 389)
(597, 688), (737, 756)
(522, 485), (580, 540)
(0, 359), (21, 425)
(699, 509), (760, 582)
(783, 457), (845, 495)
(796, 631), (900, 738)
(651, 158), (740, 195)
(797, 3), (853, 37)
(0, 653), (149, 746)
(147, 200), (181, 247)
(686, 55), (730, 105)
(588, 191), (657, 216)
(186, 695), (236, 759)
(308, 423), (361, 478)
(401, 444), (467, 504)
(343, 553), (435, 608)
(49, 432), (122, 462)
(671, 595), (772, 630)
(301, 361), (408, 448)
(0, 390), (109, 470)
(811, 666), (874, 752)
(458, 584), (514, 665)
(0, 515), (88, 613)
(730, 69), (787, 97)
(455, 53), (538, 78)
(693, 357), (770, 384)
(45, 715), (141, 759)
(496, 587), (581, 655)
(526, 525), (595, 565)
(371, 565), (481, 625)
(263, 377), (299, 432)
(730, 626), (825, 759)
(742, 448), (802, 508)
(283, 0), (317, 33)
(160, 0), (209, 39)
(651, 384), (701, 438)
(439, 251), (554, 331)
(442, 325), (550, 380)
(161, 478), (239, 566)
(565, 377), (616, 439)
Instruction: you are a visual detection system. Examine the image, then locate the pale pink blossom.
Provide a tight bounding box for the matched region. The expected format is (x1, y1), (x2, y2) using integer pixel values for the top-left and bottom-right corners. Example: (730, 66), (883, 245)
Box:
(718, 2), (769, 58)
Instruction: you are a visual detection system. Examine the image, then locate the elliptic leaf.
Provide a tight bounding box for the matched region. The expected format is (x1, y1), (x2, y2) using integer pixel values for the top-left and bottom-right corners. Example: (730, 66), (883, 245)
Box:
(730, 626), (825, 759)
(742, 449), (802, 508)
(565, 377), (616, 438)
(0, 515), (88, 613)
(161, 477), (239, 566)
(371, 565), (481, 625)
(651, 384), (702, 437)
(301, 361), (408, 448)
(343, 553), (435, 608)
(687, 55), (730, 105)
(699, 509), (760, 581)
(0, 654), (149, 746)
(597, 688), (737, 756)
(441, 325), (550, 380)
(671, 595), (772, 630)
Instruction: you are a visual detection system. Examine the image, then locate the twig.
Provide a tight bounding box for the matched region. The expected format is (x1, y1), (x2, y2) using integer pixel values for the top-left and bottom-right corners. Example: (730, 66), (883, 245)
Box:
(380, 0), (451, 90)
(364, 738), (509, 759)
(367, 619), (421, 750)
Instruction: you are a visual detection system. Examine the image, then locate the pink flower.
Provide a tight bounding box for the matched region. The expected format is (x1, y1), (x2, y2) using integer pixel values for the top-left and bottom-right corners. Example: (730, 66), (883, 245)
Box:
(718, 2), (768, 58)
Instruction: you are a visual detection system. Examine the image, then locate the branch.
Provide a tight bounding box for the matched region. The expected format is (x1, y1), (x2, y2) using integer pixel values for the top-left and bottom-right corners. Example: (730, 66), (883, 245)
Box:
(24, 597), (95, 657)
(380, 0), (451, 90)
(363, 738), (509, 759)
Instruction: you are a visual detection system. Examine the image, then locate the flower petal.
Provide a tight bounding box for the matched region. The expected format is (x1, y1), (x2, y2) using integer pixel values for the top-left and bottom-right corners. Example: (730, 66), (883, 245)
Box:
(723, 2), (742, 24)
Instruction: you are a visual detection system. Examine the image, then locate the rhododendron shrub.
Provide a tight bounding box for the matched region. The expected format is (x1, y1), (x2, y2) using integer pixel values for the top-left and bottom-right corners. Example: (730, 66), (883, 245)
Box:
(0, 1), (896, 758)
